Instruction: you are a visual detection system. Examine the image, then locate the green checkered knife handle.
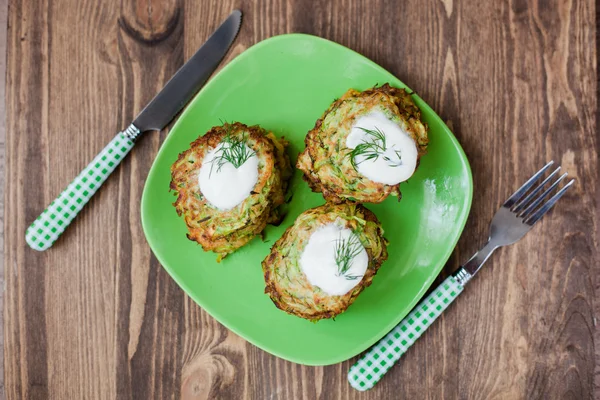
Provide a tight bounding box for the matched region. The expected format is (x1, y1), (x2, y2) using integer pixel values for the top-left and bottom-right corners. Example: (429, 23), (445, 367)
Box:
(348, 275), (464, 391)
(25, 126), (140, 251)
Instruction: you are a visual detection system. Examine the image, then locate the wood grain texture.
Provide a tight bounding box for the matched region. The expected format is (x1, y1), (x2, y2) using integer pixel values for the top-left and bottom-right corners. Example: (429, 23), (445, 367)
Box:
(3, 0), (597, 399)
(0, 0), (6, 397)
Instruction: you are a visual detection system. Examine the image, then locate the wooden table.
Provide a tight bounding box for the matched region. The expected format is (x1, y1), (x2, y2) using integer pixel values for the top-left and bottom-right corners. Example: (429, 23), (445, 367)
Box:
(4, 1), (598, 398)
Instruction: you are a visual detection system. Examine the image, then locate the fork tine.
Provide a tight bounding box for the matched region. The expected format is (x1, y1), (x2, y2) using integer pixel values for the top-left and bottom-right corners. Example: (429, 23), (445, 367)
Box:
(503, 161), (554, 208)
(518, 172), (568, 217)
(524, 179), (575, 226)
(513, 166), (562, 212)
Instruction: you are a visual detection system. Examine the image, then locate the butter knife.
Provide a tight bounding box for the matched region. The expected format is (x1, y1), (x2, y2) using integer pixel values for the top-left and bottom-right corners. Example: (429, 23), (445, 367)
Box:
(25, 10), (242, 251)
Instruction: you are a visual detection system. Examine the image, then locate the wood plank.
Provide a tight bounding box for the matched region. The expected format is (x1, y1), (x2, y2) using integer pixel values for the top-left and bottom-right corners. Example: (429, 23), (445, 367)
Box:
(3, 0), (597, 399)
(0, 0), (7, 397)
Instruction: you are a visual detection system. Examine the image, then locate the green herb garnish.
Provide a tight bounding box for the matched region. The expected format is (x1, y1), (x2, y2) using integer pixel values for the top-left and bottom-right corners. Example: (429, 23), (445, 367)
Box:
(210, 129), (255, 176)
(334, 232), (364, 281)
(348, 126), (402, 169)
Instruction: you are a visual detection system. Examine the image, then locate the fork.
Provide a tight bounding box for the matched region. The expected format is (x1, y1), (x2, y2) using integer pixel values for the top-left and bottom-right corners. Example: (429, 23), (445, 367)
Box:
(348, 160), (575, 391)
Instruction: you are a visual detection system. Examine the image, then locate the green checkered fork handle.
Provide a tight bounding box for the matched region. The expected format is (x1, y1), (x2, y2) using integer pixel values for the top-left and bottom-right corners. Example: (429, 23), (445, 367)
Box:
(348, 276), (464, 391)
(25, 127), (138, 251)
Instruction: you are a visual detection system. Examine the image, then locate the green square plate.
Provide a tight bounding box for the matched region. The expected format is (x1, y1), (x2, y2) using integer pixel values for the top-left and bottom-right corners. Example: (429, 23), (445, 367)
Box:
(141, 34), (472, 366)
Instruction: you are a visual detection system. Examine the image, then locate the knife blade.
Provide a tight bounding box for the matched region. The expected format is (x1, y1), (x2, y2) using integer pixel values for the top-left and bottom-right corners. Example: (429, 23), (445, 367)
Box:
(134, 9), (242, 132)
(25, 10), (242, 251)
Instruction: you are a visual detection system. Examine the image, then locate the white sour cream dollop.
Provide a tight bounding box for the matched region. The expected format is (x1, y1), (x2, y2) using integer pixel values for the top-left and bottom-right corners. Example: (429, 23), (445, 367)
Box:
(299, 223), (368, 296)
(346, 111), (418, 185)
(198, 142), (259, 210)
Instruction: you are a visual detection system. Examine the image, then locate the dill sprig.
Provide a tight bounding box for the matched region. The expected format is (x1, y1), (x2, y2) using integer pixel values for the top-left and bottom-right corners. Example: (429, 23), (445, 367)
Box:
(210, 129), (255, 176)
(334, 232), (364, 281)
(348, 126), (402, 169)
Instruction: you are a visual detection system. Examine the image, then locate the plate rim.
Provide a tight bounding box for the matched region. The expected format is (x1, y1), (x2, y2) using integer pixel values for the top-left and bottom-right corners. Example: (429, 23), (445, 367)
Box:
(141, 33), (473, 366)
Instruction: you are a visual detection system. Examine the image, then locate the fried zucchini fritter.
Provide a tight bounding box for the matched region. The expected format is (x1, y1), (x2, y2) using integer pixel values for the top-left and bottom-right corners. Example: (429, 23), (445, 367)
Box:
(170, 122), (292, 259)
(262, 203), (388, 321)
(297, 84), (428, 203)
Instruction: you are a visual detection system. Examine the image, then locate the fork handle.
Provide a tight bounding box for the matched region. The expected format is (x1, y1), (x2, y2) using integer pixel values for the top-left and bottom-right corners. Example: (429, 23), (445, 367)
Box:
(348, 275), (464, 391)
(25, 125), (140, 251)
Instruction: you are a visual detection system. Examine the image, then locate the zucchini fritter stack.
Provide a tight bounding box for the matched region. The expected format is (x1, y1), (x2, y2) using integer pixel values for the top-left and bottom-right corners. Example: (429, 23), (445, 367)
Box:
(262, 203), (388, 321)
(170, 122), (292, 259)
(297, 84), (428, 203)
